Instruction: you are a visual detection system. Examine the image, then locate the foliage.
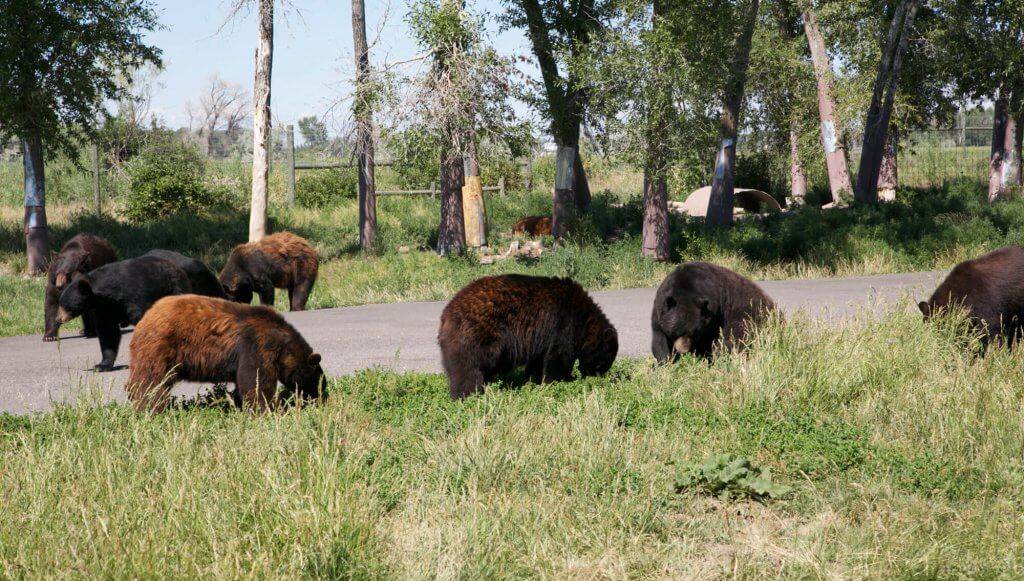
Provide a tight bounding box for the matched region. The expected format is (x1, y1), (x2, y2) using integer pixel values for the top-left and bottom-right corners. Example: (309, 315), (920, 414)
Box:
(0, 0), (162, 157)
(676, 454), (792, 501)
(295, 168), (358, 209)
(122, 140), (219, 223)
(297, 116), (329, 149)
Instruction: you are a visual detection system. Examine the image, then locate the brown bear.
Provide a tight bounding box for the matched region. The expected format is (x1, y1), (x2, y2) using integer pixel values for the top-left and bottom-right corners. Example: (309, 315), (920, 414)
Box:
(919, 246), (1024, 346)
(219, 232), (319, 311)
(43, 233), (117, 341)
(511, 215), (553, 237)
(651, 262), (776, 362)
(438, 274), (618, 399)
(126, 295), (324, 413)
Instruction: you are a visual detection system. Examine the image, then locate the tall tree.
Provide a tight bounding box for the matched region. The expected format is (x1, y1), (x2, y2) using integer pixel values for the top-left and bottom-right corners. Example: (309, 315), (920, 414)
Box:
(706, 0), (761, 226)
(297, 115), (328, 149)
(0, 0), (161, 274)
(801, 4), (853, 203)
(249, 0), (274, 242)
(854, 0), (920, 204)
(352, 0), (377, 250)
(503, 0), (612, 212)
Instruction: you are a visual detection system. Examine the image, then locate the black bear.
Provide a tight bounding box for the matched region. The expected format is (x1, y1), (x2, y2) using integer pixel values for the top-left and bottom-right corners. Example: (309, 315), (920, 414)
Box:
(144, 249), (225, 298)
(57, 255), (191, 371)
(126, 295), (324, 413)
(43, 233), (117, 341)
(219, 231), (319, 311)
(651, 262), (776, 362)
(438, 274), (618, 399)
(919, 246), (1024, 345)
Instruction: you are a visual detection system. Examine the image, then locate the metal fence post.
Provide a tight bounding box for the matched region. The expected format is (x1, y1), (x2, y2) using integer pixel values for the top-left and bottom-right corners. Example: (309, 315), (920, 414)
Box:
(286, 124), (296, 205)
(92, 143), (101, 215)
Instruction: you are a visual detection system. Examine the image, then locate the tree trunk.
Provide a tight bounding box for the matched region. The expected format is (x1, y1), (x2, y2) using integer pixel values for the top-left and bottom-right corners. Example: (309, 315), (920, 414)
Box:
(706, 0), (760, 226)
(22, 130), (48, 276)
(248, 0), (274, 242)
(437, 146), (466, 255)
(789, 124), (807, 205)
(989, 94), (1008, 202)
(462, 150), (486, 247)
(352, 0), (376, 250)
(803, 5), (853, 204)
(552, 146), (576, 239)
(641, 170), (670, 260)
(1002, 111), (1019, 193)
(854, 0), (919, 204)
(878, 124), (898, 200)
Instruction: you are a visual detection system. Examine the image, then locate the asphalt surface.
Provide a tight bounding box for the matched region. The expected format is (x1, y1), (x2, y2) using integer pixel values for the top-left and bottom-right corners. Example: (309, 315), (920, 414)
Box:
(0, 270), (943, 414)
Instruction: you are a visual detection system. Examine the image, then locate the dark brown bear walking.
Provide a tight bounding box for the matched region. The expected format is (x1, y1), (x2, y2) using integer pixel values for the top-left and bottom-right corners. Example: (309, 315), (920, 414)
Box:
(919, 246), (1024, 346)
(651, 262), (776, 362)
(438, 274), (618, 399)
(43, 233), (117, 341)
(126, 295), (324, 413)
(219, 232), (319, 311)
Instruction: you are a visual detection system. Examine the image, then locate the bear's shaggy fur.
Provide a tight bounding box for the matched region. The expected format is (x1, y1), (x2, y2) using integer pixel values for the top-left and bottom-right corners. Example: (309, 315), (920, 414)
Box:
(919, 246), (1024, 345)
(43, 233), (117, 341)
(511, 215), (552, 237)
(57, 255), (192, 371)
(126, 295), (324, 412)
(144, 249), (226, 298)
(219, 232), (319, 311)
(651, 262), (776, 362)
(438, 274), (618, 399)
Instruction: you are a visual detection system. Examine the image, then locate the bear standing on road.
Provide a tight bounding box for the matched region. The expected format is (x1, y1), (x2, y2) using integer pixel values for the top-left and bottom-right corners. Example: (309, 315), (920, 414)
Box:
(126, 295), (324, 413)
(219, 232), (319, 311)
(651, 262), (776, 362)
(57, 255), (192, 371)
(43, 233), (117, 342)
(438, 274), (619, 399)
(919, 246), (1024, 346)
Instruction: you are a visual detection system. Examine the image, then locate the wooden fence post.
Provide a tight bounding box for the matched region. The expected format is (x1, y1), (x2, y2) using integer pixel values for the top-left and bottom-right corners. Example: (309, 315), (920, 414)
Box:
(286, 124), (296, 205)
(430, 180), (437, 198)
(525, 157), (533, 191)
(92, 143), (101, 215)
(498, 176), (506, 196)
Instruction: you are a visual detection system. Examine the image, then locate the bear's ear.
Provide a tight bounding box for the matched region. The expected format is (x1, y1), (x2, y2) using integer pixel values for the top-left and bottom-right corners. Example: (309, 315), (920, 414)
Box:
(309, 353), (322, 366)
(918, 301), (931, 316)
(664, 295), (676, 310)
(76, 278), (93, 296)
(55, 272), (68, 288)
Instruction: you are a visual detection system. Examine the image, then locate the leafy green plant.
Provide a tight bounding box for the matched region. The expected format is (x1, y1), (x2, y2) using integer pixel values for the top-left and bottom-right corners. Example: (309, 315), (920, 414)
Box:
(122, 140), (218, 223)
(295, 168), (358, 208)
(676, 454), (792, 501)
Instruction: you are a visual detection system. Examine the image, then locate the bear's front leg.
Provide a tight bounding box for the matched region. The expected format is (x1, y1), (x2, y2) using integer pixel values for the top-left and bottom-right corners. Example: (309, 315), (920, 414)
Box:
(94, 317), (122, 372)
(651, 326), (673, 363)
(236, 350), (279, 411)
(43, 286), (61, 342)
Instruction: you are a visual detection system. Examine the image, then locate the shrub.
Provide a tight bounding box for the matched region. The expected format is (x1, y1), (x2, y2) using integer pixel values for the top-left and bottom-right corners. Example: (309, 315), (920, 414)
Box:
(295, 168), (358, 209)
(676, 454), (792, 502)
(122, 141), (216, 223)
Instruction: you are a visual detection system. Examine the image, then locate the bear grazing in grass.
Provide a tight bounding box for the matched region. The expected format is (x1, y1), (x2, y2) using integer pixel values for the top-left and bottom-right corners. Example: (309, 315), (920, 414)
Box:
(438, 274), (618, 399)
(219, 231), (319, 311)
(44, 233), (117, 342)
(57, 255), (192, 371)
(144, 249), (225, 298)
(126, 295), (324, 412)
(651, 262), (776, 362)
(511, 215), (552, 237)
(919, 246), (1024, 346)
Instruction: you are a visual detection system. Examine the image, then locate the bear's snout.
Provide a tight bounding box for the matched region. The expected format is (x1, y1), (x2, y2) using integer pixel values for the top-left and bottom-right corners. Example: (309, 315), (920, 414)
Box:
(672, 336), (691, 355)
(56, 307), (73, 324)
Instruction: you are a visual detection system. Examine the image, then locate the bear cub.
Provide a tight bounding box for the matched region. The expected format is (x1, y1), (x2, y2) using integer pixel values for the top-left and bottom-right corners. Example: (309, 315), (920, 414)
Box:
(651, 262), (776, 362)
(438, 274), (618, 399)
(219, 231), (319, 311)
(919, 246), (1024, 346)
(44, 233), (117, 341)
(127, 295), (324, 412)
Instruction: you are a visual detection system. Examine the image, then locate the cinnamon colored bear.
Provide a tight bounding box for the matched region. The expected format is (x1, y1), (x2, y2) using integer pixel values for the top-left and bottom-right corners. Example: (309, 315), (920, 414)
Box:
(126, 295), (324, 412)
(438, 274), (618, 399)
(43, 233), (117, 341)
(219, 232), (319, 311)
(511, 215), (552, 237)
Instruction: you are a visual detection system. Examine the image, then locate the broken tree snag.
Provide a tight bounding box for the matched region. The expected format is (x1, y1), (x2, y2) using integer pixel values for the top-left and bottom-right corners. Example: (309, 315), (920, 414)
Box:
(552, 146), (576, 239)
(990, 94), (1009, 202)
(462, 153), (486, 248)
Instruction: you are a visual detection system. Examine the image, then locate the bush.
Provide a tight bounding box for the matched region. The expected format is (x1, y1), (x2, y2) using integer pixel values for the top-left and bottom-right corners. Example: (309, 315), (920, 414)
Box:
(296, 168), (358, 209)
(122, 141), (217, 223)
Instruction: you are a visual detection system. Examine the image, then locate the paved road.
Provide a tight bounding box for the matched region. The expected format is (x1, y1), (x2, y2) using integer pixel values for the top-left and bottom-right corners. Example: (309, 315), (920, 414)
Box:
(0, 270), (943, 414)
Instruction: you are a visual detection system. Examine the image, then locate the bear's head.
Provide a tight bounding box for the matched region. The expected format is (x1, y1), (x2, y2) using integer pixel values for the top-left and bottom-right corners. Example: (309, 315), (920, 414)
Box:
(222, 277), (254, 305)
(57, 274), (97, 323)
(283, 352), (324, 400)
(578, 318), (618, 377)
(655, 292), (723, 360)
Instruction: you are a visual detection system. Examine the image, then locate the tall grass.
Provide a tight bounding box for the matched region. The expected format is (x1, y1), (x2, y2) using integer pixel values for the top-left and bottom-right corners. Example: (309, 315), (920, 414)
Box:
(2, 307), (1023, 576)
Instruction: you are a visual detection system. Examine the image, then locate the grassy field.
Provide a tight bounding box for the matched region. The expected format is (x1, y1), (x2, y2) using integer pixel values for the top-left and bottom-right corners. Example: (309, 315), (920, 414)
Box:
(3, 308), (1024, 576)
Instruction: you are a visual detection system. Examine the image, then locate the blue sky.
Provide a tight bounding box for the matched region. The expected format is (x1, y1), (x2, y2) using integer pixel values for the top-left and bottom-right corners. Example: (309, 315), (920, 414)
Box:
(145, 0), (532, 133)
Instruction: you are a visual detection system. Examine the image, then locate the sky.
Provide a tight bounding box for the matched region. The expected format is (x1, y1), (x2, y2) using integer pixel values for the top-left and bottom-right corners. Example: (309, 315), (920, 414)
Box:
(144, 0), (533, 136)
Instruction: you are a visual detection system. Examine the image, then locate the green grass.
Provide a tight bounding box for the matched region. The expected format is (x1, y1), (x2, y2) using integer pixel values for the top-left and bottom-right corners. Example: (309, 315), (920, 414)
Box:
(3, 308), (1024, 576)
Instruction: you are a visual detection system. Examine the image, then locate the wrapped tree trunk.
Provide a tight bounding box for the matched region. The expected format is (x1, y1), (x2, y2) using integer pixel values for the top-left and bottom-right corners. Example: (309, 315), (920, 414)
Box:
(789, 124), (807, 205)
(352, 0), (377, 250)
(706, 0), (760, 226)
(552, 146), (576, 239)
(248, 0), (274, 242)
(462, 151), (486, 247)
(878, 125), (898, 200)
(22, 129), (48, 276)
(1002, 111), (1019, 193)
(989, 94), (1009, 202)
(803, 5), (853, 204)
